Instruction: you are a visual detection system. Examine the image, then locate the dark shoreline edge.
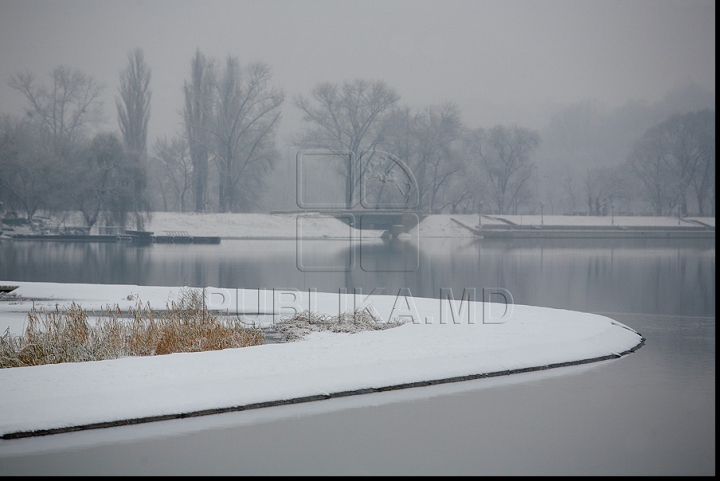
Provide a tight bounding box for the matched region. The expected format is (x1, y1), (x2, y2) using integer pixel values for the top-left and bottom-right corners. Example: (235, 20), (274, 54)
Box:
(1, 335), (646, 440)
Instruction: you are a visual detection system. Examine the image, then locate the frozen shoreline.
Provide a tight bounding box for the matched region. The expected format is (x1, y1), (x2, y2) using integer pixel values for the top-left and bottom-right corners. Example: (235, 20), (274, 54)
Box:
(0, 281), (644, 439)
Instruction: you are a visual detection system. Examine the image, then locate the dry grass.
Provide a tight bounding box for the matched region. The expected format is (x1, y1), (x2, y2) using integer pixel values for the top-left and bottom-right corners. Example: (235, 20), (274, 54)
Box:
(273, 308), (406, 342)
(0, 288), (264, 369)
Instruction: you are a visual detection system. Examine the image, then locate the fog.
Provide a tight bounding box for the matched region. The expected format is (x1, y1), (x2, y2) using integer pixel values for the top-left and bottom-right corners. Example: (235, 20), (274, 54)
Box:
(0, 0), (715, 217)
(1, 0), (714, 138)
(0, 3), (715, 474)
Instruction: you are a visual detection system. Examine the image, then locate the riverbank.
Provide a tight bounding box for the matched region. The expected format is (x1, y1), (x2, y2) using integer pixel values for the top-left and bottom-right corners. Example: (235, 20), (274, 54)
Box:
(0, 281), (644, 439)
(1, 212), (715, 240)
(147, 212), (716, 239)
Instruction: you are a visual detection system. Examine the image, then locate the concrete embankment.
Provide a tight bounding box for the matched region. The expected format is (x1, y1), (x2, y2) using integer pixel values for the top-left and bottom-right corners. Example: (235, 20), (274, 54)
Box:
(477, 226), (715, 239)
(448, 216), (715, 239)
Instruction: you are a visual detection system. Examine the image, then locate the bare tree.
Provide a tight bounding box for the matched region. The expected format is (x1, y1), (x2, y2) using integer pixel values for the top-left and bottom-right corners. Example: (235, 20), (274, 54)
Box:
(87, 132), (139, 228)
(628, 124), (676, 215)
(381, 103), (465, 213)
(584, 166), (630, 216)
(687, 110), (715, 216)
(628, 109), (715, 215)
(416, 104), (465, 213)
(152, 136), (193, 212)
(183, 50), (213, 212)
(0, 117), (13, 213)
(469, 125), (540, 214)
(9, 66), (104, 160)
(63, 141), (107, 227)
(5, 67), (105, 222)
(664, 113), (702, 216)
(117, 48), (151, 157)
(203, 57), (284, 212)
(295, 79), (400, 207)
(0, 117), (52, 220)
(116, 48), (151, 228)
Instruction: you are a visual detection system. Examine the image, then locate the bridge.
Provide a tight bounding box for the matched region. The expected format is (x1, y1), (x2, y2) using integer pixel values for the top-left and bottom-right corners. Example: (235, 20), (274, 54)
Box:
(270, 210), (426, 239)
(324, 210), (426, 238)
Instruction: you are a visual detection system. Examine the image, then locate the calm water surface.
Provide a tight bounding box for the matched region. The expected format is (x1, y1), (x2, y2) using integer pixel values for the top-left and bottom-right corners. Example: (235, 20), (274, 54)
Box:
(0, 237), (714, 475)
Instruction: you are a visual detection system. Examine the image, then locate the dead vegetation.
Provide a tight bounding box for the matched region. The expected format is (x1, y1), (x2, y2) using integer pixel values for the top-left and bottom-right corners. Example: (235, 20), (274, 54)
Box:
(0, 289), (409, 368)
(0, 288), (264, 369)
(272, 308), (406, 342)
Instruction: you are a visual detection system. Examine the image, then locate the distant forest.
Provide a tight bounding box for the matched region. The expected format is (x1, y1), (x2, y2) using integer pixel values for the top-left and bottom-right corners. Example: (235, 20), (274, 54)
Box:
(0, 48), (715, 229)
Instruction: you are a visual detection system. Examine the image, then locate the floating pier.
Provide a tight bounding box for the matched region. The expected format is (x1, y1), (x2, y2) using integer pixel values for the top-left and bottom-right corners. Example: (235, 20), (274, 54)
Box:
(9, 230), (220, 245)
(126, 230), (220, 244)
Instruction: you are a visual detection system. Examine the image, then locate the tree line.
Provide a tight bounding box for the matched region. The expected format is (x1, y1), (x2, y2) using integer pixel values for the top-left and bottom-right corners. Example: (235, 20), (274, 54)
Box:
(0, 50), (151, 228)
(0, 49), (715, 228)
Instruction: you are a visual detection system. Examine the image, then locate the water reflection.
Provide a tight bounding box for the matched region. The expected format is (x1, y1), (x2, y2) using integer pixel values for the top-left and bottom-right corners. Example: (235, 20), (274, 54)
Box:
(0, 314), (713, 475)
(0, 237), (714, 475)
(0, 237), (714, 317)
(0, 361), (604, 458)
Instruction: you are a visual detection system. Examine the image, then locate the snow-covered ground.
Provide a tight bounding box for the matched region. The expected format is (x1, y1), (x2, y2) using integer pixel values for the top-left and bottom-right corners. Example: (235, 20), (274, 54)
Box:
(143, 212), (715, 238)
(0, 281), (644, 439)
(2, 212), (714, 239)
(144, 212), (375, 239)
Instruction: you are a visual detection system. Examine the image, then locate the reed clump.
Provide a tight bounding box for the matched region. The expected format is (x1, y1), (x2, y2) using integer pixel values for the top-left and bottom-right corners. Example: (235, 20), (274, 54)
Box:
(273, 308), (406, 342)
(0, 288), (264, 369)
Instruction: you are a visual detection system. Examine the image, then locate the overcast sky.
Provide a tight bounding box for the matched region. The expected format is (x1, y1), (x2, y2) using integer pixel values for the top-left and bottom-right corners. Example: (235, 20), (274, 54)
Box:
(0, 0), (715, 147)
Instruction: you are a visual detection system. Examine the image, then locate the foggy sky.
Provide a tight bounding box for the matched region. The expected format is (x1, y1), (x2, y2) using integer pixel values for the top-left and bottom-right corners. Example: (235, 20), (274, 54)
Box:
(0, 0), (714, 146)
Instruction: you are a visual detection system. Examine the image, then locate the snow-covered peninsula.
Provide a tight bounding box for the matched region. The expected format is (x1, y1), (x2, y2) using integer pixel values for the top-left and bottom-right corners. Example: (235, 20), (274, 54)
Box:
(0, 281), (644, 439)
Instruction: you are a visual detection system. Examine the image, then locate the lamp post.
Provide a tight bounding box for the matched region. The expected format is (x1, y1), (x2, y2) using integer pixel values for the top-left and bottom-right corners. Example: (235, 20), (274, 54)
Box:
(611, 202), (615, 226)
(540, 202), (544, 226)
(478, 201), (484, 229)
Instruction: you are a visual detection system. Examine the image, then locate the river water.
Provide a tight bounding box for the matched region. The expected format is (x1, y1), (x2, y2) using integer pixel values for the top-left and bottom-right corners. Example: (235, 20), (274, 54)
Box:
(0, 237), (715, 475)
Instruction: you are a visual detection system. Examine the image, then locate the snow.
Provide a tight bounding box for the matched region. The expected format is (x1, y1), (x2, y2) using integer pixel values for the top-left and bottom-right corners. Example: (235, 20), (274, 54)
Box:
(138, 212), (718, 238)
(0, 212), (705, 437)
(144, 212), (376, 239)
(2, 212), (713, 239)
(0, 281), (644, 439)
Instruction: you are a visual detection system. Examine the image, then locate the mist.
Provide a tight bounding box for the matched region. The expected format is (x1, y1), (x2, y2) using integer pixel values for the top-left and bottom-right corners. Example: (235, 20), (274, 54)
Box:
(0, 0), (715, 219)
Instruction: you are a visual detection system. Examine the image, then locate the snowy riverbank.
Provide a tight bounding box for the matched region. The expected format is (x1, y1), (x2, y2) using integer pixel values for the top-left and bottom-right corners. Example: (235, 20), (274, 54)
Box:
(0, 281), (644, 439)
(2, 212), (714, 239)
(146, 212), (716, 238)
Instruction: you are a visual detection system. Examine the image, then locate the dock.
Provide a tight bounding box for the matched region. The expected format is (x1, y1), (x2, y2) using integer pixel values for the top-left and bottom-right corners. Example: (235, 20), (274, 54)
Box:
(9, 230), (221, 245)
(126, 230), (220, 244)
